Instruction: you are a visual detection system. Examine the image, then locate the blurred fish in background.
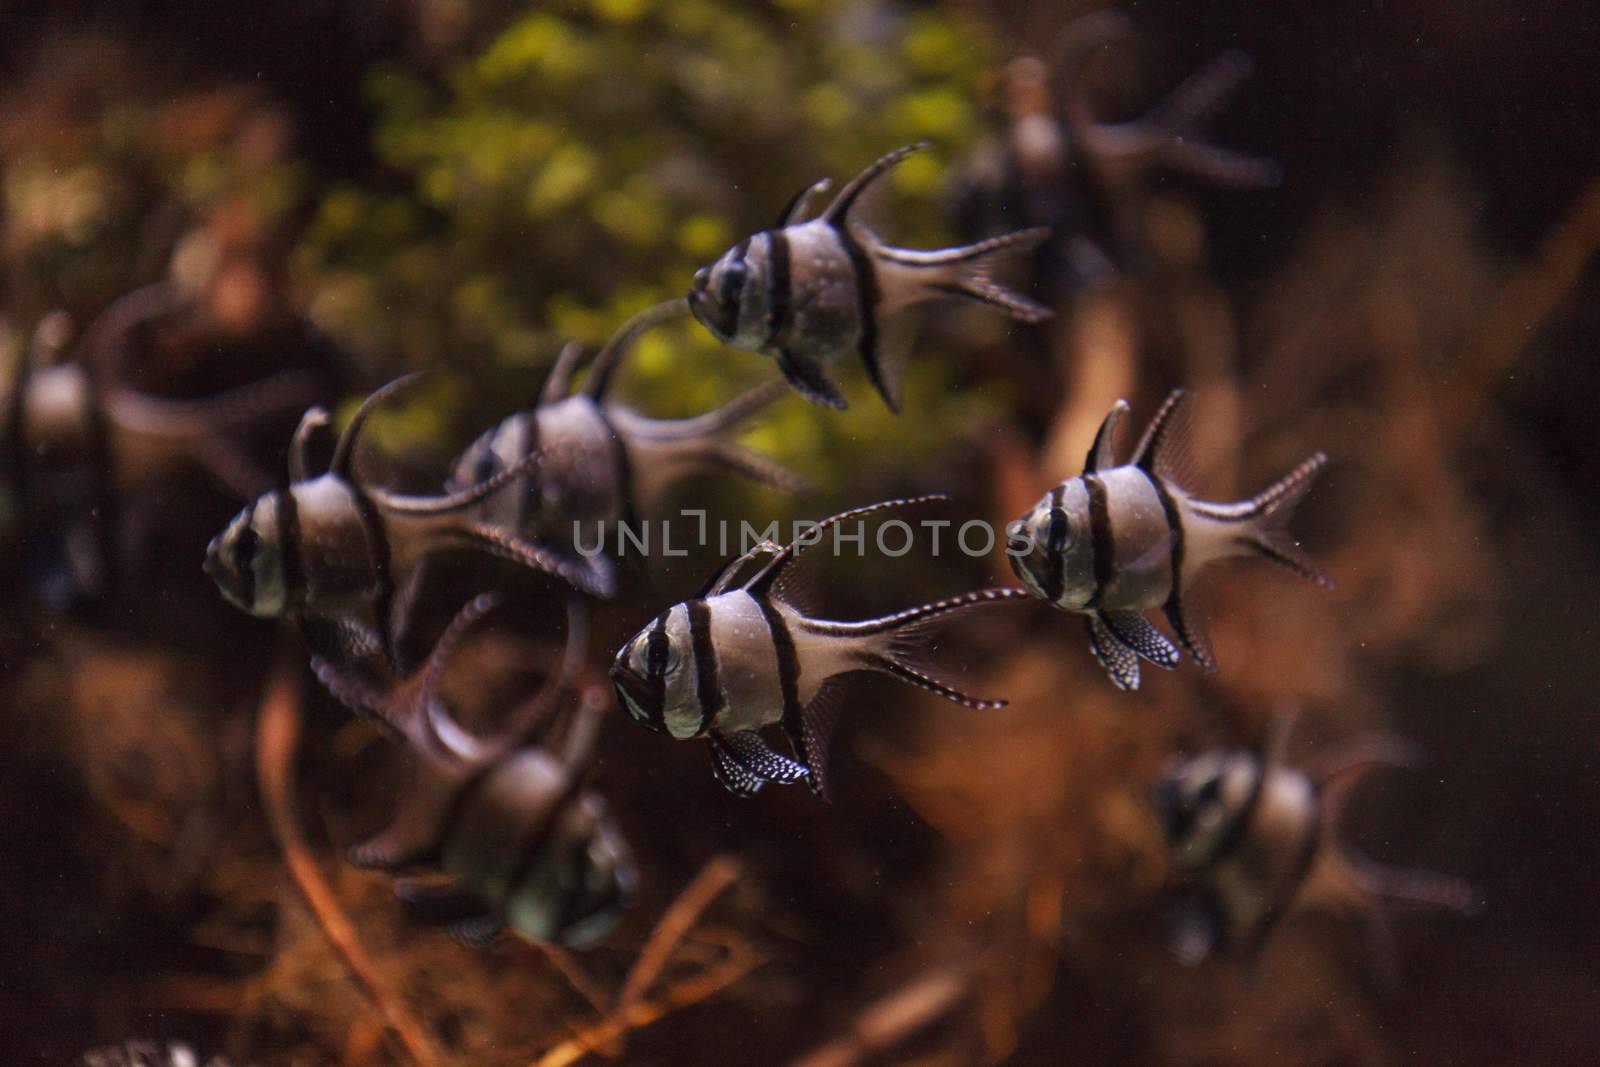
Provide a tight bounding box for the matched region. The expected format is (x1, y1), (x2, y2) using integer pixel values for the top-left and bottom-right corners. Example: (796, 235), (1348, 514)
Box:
(1, 3), (1598, 1066)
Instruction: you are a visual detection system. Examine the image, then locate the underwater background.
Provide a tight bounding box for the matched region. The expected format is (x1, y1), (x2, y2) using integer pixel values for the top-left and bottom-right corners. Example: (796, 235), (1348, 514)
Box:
(3, 1), (1599, 1063)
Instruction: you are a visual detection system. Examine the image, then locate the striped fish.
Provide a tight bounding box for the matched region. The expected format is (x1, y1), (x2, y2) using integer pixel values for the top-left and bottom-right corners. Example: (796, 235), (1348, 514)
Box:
(608, 496), (1029, 798)
(1051, 13), (1283, 204)
(203, 375), (607, 670)
(4, 286), (322, 604)
(80, 1041), (230, 1067)
(312, 594), (636, 949)
(447, 301), (806, 594)
(688, 144), (1053, 413)
(1153, 711), (1481, 968)
(1008, 389), (1330, 690)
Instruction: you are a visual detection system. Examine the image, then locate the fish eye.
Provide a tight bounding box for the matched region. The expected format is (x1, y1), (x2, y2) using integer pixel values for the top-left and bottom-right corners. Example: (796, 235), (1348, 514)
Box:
(718, 260), (748, 303)
(645, 628), (679, 677)
(232, 525), (261, 568)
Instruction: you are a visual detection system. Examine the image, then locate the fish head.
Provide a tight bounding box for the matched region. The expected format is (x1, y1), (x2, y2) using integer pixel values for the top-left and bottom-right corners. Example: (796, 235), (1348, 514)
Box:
(609, 605), (697, 737)
(1006, 481), (1094, 607)
(1153, 750), (1258, 870)
(205, 489), (291, 617)
(689, 236), (769, 347)
(502, 790), (637, 949)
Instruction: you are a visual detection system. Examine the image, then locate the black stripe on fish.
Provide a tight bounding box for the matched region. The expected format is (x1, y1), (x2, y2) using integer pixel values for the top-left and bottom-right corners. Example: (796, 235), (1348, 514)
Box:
(276, 488), (305, 612)
(346, 480), (398, 667)
(235, 498), (259, 608)
(828, 222), (894, 411)
(632, 612), (670, 730)
(1204, 756), (1267, 868)
(513, 415), (540, 536)
(1083, 474), (1115, 609)
(688, 598), (721, 735)
(721, 237), (751, 309)
(765, 229), (792, 348)
(1142, 467), (1194, 647)
(1044, 483), (1068, 604)
(591, 403), (636, 529)
(755, 595), (802, 730)
(473, 432), (499, 487)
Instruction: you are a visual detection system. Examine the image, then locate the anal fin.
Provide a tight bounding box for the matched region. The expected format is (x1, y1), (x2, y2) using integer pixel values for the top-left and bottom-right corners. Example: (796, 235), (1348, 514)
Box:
(860, 310), (916, 415)
(707, 736), (766, 797)
(783, 679), (846, 800)
(774, 350), (848, 411)
(395, 879), (493, 924)
(1162, 593), (1214, 670)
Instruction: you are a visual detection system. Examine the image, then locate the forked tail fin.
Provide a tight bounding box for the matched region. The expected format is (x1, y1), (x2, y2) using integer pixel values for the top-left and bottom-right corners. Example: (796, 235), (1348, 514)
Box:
(1191, 452), (1332, 587)
(809, 587), (1028, 709)
(879, 228), (1055, 325)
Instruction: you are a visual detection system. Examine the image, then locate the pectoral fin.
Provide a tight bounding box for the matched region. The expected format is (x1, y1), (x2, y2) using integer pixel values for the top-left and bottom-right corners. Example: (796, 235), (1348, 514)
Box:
(395, 880), (501, 945)
(1167, 890), (1227, 966)
(783, 679), (846, 800)
(774, 350), (848, 410)
(707, 737), (766, 797)
(718, 730), (810, 784)
(300, 614), (383, 666)
(445, 914), (506, 947)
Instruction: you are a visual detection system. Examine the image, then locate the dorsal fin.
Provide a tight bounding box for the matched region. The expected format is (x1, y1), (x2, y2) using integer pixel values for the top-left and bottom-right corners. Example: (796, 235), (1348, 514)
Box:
(1130, 389), (1195, 484)
(694, 539), (782, 599)
(329, 372), (426, 480)
(743, 494), (948, 599)
(820, 143), (929, 227)
(288, 406), (332, 483)
(1084, 398), (1130, 473)
(540, 340), (587, 406)
(581, 297), (690, 401)
(775, 177), (833, 228)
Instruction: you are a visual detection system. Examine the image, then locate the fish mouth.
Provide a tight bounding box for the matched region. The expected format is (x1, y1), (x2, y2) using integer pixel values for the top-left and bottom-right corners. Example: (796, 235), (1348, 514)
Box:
(1006, 543), (1046, 599)
(687, 287), (735, 342)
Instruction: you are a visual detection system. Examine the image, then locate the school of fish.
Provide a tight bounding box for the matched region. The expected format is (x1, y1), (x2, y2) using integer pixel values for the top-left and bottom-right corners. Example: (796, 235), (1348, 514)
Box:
(5, 17), (1480, 984)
